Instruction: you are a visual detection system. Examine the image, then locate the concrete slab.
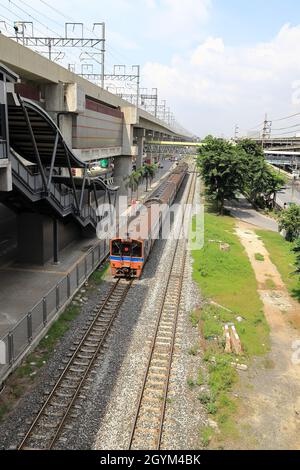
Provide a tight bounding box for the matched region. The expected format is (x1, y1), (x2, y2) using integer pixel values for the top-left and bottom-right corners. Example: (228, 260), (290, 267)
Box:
(0, 236), (100, 336)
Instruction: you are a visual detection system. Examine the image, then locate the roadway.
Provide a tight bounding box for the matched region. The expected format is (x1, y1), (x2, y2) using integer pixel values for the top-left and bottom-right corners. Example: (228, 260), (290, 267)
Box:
(226, 197), (278, 232)
(276, 181), (300, 207)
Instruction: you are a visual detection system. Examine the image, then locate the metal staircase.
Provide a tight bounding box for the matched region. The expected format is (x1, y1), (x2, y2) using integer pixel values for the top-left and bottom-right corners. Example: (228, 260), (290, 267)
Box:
(0, 63), (117, 229)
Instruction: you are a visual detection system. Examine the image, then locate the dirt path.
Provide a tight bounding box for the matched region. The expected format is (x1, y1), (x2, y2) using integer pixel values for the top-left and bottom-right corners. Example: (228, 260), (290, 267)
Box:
(234, 221), (300, 450)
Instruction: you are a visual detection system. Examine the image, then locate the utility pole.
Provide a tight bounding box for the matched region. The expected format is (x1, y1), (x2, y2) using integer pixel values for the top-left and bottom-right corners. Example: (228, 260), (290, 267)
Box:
(8, 21), (105, 76)
(234, 124), (239, 141)
(135, 65), (140, 114)
(262, 113), (272, 149)
(93, 23), (106, 88)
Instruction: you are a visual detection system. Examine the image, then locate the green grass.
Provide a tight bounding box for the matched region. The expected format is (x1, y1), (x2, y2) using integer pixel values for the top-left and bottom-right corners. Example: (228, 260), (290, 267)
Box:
(90, 262), (109, 285)
(191, 208), (271, 447)
(190, 309), (201, 327)
(255, 253), (265, 262)
(16, 303), (81, 379)
(188, 344), (199, 356)
(187, 378), (196, 388)
(256, 229), (300, 301)
(197, 369), (204, 386)
(192, 212), (269, 356)
(265, 277), (276, 289)
(0, 301), (81, 423)
(200, 426), (214, 448)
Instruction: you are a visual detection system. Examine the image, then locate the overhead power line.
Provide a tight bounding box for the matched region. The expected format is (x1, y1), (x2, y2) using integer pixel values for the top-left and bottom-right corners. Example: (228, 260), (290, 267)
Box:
(271, 112), (300, 122)
(272, 122), (300, 131)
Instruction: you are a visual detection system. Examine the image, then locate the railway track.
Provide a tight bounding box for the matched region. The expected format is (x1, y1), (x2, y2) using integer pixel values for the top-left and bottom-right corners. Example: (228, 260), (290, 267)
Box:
(129, 168), (197, 450)
(18, 278), (133, 450)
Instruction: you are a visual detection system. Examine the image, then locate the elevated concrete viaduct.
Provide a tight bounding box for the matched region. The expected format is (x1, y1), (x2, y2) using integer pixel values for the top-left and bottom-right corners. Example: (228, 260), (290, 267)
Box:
(0, 34), (191, 264)
(0, 33), (187, 190)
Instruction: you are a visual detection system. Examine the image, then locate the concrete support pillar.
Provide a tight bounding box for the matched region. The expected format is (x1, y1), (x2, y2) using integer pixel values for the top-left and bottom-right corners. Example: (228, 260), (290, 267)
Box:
(113, 155), (132, 196)
(17, 212), (79, 265)
(44, 83), (64, 117)
(58, 114), (73, 148)
(44, 83), (73, 177)
(136, 128), (145, 169)
(17, 213), (53, 265)
(0, 160), (12, 191)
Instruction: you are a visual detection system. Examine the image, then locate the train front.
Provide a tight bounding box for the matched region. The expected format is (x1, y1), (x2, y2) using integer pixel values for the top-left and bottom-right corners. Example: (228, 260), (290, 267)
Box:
(110, 238), (144, 278)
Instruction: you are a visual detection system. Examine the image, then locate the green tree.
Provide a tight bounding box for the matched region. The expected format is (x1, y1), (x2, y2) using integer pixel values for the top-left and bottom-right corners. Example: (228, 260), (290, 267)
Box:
(292, 238), (300, 275)
(197, 137), (244, 214)
(278, 204), (300, 241)
(237, 139), (285, 209)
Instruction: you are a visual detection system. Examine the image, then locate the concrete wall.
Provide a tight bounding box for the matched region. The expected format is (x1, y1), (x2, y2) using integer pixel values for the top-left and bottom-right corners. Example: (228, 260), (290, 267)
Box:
(0, 35), (182, 138)
(73, 107), (123, 150)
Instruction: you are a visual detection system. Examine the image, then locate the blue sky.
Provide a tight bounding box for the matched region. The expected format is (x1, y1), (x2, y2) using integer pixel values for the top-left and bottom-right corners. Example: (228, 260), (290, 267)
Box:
(2, 0), (300, 136)
(211, 0), (300, 45)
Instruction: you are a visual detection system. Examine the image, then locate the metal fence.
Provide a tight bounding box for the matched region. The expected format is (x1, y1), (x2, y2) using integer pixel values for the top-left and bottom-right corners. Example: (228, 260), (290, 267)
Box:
(0, 238), (109, 385)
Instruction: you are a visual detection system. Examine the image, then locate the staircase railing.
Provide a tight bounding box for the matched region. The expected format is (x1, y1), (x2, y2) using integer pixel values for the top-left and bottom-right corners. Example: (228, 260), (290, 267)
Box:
(10, 151), (99, 226)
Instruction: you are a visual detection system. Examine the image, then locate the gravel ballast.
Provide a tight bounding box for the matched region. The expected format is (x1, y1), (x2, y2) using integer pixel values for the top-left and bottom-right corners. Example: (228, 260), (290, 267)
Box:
(0, 171), (209, 450)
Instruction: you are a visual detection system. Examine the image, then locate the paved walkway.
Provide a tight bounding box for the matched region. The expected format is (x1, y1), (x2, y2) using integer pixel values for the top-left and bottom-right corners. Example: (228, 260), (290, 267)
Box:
(226, 197), (278, 232)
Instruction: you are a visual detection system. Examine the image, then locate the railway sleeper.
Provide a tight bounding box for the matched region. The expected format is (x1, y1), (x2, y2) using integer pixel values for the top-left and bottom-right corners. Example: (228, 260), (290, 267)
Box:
(50, 401), (68, 408)
(72, 359), (90, 366)
(68, 366), (86, 373)
(55, 390), (75, 398)
(146, 379), (166, 389)
(80, 347), (97, 354)
(42, 421), (60, 429)
(44, 409), (65, 418)
(83, 340), (102, 347)
(60, 381), (80, 389)
(140, 404), (161, 414)
(90, 325), (106, 332)
(89, 331), (104, 338)
(148, 370), (168, 379)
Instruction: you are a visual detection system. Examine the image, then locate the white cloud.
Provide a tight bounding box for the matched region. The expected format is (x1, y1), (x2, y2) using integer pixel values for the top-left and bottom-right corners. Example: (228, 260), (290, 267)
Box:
(144, 0), (212, 42)
(142, 23), (300, 136)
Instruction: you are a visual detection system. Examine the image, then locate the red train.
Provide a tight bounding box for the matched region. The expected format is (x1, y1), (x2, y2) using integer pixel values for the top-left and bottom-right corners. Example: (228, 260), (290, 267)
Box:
(110, 161), (188, 278)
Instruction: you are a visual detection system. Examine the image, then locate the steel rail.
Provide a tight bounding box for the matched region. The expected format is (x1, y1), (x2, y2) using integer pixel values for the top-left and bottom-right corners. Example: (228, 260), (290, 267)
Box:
(128, 166), (197, 450)
(18, 278), (133, 450)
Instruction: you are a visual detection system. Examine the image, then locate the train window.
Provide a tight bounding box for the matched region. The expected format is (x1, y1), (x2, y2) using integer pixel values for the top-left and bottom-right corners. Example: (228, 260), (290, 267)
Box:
(131, 241), (142, 257)
(111, 240), (142, 257)
(111, 240), (122, 255)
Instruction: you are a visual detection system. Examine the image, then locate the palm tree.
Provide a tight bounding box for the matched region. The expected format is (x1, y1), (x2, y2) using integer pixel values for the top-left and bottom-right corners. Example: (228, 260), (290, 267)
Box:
(142, 163), (157, 192)
(125, 170), (142, 200)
